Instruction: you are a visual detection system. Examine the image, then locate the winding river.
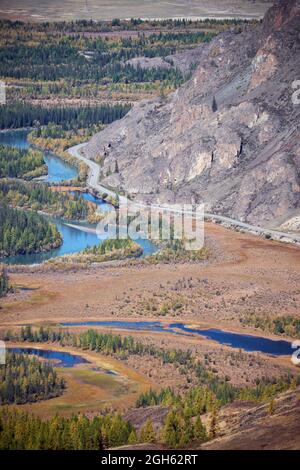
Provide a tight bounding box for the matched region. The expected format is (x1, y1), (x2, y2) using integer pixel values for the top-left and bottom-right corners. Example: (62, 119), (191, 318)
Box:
(3, 133), (295, 357)
(61, 320), (294, 357)
(0, 130), (157, 264)
(0, 129), (78, 182)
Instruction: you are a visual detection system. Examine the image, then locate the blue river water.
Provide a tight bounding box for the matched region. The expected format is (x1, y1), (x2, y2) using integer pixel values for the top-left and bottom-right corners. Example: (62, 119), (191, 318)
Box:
(7, 347), (89, 367)
(4, 218), (104, 264)
(0, 129), (78, 183)
(61, 320), (293, 357)
(71, 191), (114, 213)
(169, 323), (293, 356)
(0, 130), (157, 263)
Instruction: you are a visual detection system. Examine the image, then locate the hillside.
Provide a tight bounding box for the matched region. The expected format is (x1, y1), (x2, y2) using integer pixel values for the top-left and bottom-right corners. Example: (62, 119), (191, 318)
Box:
(201, 386), (300, 450)
(113, 387), (300, 450)
(84, 0), (300, 228)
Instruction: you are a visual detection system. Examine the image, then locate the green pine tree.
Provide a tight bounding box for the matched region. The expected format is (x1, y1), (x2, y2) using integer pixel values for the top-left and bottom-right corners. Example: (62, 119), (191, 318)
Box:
(193, 416), (207, 442)
(161, 410), (181, 448)
(128, 429), (138, 444)
(208, 406), (218, 439)
(140, 419), (156, 443)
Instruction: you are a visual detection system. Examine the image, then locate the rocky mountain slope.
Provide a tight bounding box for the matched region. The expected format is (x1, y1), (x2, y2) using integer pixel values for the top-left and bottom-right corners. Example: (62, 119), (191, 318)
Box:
(84, 0), (300, 227)
(201, 386), (300, 450)
(125, 45), (209, 75)
(114, 387), (300, 450)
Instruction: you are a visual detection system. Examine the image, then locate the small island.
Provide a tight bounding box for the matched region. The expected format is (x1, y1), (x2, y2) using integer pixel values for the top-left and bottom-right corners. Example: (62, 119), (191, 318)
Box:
(0, 179), (102, 223)
(48, 238), (143, 266)
(0, 144), (47, 180)
(0, 203), (62, 258)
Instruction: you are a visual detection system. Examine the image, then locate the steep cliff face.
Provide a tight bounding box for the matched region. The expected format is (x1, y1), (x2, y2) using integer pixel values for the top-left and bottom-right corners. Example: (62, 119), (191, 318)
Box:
(84, 0), (300, 227)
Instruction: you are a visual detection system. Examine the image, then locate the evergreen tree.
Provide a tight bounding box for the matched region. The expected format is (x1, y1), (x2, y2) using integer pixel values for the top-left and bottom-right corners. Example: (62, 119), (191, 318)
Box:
(208, 406), (218, 439)
(0, 103), (131, 130)
(0, 352), (65, 404)
(193, 415), (207, 442)
(0, 203), (62, 257)
(139, 419), (156, 443)
(180, 415), (194, 446)
(0, 407), (137, 449)
(0, 145), (45, 179)
(128, 429), (138, 445)
(161, 410), (181, 448)
(0, 265), (9, 297)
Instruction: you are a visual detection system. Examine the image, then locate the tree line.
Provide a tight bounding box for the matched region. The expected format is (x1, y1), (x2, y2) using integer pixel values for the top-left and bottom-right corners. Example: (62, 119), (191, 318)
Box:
(0, 40), (185, 83)
(4, 326), (299, 406)
(161, 407), (208, 448)
(0, 203), (62, 257)
(2, 326), (299, 449)
(83, 238), (143, 260)
(1, 56), (185, 84)
(0, 404), (206, 450)
(0, 145), (46, 179)
(0, 180), (94, 221)
(0, 27), (212, 83)
(0, 103), (131, 130)
(136, 364), (298, 409)
(0, 407), (135, 450)
(241, 312), (300, 338)
(0, 17), (254, 34)
(0, 352), (65, 405)
(0, 265), (9, 297)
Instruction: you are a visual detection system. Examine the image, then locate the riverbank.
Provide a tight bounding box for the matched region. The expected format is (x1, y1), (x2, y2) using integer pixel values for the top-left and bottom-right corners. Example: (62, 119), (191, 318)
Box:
(0, 178), (104, 224)
(2, 318), (297, 399)
(68, 142), (300, 247)
(1, 218), (300, 425)
(0, 204), (63, 260)
(28, 132), (89, 184)
(46, 238), (144, 267)
(5, 341), (153, 418)
(0, 130), (111, 264)
(2, 220), (300, 344)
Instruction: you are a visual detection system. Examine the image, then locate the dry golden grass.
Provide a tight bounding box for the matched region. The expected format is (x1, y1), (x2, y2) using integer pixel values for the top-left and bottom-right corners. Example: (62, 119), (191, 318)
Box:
(6, 342), (154, 419)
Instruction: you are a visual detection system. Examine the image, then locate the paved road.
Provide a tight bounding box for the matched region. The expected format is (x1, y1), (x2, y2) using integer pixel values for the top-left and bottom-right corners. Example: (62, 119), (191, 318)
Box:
(68, 143), (124, 201)
(204, 213), (300, 243)
(68, 143), (300, 245)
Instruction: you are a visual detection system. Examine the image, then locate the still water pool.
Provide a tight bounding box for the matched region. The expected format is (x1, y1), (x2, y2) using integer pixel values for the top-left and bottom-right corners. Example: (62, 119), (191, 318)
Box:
(8, 347), (89, 367)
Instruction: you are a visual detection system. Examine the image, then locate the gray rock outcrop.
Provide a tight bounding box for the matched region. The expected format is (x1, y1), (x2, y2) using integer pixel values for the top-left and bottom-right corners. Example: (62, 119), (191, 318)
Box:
(84, 0), (300, 227)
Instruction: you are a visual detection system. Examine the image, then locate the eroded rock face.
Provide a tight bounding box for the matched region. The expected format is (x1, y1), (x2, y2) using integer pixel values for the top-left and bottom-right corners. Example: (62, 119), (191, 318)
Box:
(84, 0), (300, 226)
(125, 56), (172, 71)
